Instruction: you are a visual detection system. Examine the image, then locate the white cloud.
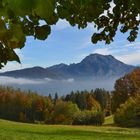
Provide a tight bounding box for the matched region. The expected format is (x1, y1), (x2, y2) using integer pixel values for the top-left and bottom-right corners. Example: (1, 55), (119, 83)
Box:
(53, 19), (70, 30)
(116, 50), (140, 65)
(125, 42), (140, 47)
(93, 48), (111, 55)
(0, 76), (44, 85)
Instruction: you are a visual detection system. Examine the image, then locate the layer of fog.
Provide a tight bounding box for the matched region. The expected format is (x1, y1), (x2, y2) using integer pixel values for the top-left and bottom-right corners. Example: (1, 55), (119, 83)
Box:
(0, 76), (44, 85)
(0, 76), (118, 96)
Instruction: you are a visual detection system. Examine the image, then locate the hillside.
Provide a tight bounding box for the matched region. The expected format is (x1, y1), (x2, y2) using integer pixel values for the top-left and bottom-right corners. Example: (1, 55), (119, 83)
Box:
(0, 119), (140, 140)
(0, 54), (135, 79)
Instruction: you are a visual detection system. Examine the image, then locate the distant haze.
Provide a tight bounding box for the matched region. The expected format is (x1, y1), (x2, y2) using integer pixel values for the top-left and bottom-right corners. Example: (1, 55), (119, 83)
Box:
(0, 76), (117, 96)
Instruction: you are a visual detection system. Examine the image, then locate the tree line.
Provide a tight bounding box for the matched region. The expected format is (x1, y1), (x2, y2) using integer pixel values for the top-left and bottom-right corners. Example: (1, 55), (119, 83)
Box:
(0, 87), (106, 125)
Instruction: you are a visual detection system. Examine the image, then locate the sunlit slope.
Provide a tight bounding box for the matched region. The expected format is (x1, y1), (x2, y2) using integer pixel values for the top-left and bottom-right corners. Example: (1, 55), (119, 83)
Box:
(0, 119), (140, 140)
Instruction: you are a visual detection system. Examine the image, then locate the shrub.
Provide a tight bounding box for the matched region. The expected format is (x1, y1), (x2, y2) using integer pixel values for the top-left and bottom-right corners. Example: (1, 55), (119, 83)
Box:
(73, 109), (104, 125)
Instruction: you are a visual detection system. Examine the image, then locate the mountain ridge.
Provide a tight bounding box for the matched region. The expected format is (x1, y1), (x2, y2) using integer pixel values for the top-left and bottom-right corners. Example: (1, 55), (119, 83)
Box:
(0, 54), (135, 79)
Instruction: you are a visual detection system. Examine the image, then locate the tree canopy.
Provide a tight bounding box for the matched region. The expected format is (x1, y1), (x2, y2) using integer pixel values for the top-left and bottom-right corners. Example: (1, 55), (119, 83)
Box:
(0, 86), (105, 125)
(0, 0), (140, 68)
(112, 68), (140, 112)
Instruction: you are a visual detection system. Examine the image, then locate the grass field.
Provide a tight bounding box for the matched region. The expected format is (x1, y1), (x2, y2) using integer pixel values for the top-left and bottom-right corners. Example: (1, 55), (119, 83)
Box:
(0, 119), (140, 140)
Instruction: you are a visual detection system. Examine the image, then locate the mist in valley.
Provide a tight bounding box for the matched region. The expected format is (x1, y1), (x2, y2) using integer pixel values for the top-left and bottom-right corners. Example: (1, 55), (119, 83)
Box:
(0, 76), (118, 96)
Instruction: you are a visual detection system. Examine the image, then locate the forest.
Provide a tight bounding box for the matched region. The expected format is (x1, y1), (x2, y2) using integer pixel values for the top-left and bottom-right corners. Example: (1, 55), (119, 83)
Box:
(0, 68), (140, 127)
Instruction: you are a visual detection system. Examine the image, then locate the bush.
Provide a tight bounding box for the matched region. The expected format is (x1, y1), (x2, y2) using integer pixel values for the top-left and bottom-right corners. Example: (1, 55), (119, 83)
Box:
(73, 109), (104, 125)
(114, 93), (140, 127)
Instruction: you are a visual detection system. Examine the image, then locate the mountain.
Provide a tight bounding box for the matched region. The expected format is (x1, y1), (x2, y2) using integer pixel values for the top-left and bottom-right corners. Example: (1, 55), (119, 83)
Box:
(48, 54), (135, 79)
(0, 54), (135, 79)
(0, 66), (57, 79)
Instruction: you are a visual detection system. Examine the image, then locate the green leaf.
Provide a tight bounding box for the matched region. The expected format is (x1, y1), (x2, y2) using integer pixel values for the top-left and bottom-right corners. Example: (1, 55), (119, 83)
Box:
(8, 24), (26, 49)
(35, 25), (51, 40)
(34, 0), (55, 20)
(3, 0), (36, 16)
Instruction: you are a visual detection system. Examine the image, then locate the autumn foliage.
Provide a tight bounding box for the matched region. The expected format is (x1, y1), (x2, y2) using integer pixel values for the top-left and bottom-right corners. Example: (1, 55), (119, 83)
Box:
(0, 86), (106, 125)
(112, 68), (140, 112)
(113, 68), (140, 127)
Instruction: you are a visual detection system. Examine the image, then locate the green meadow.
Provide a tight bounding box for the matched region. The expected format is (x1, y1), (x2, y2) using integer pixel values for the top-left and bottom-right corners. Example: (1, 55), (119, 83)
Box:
(0, 118), (140, 140)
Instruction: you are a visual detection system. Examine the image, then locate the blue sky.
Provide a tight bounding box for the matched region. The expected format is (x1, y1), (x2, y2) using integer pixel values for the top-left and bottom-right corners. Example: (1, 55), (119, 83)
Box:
(1, 19), (140, 72)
